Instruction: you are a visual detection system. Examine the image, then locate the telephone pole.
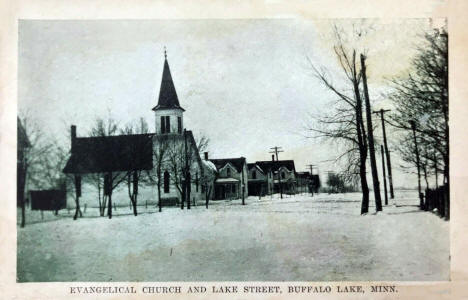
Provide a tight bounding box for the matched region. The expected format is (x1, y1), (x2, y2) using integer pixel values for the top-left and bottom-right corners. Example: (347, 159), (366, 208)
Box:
(306, 164), (316, 196)
(269, 146), (284, 161)
(269, 146), (284, 198)
(373, 108), (395, 199)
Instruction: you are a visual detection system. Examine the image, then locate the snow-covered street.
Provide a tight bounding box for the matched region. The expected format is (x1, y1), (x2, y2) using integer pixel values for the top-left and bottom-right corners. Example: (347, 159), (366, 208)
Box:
(17, 191), (449, 282)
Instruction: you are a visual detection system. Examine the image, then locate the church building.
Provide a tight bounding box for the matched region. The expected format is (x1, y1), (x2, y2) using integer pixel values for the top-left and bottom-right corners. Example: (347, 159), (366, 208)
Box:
(63, 52), (212, 208)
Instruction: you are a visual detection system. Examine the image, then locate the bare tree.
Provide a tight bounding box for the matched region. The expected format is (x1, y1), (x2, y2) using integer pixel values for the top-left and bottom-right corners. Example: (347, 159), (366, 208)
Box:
(163, 131), (205, 209)
(306, 25), (371, 214)
(121, 118), (150, 216)
(388, 28), (448, 191)
(18, 113), (72, 225)
(87, 116), (119, 216)
(146, 134), (170, 212)
(360, 54), (383, 211)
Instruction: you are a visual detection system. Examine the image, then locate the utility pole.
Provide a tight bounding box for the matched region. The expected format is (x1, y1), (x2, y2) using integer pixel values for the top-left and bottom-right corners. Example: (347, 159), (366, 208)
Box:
(306, 164), (316, 196)
(269, 146), (284, 161)
(409, 120), (423, 209)
(360, 54), (383, 212)
(269, 146), (284, 199)
(241, 161), (245, 205)
(373, 108), (395, 199)
(278, 168), (283, 199)
(380, 145), (388, 205)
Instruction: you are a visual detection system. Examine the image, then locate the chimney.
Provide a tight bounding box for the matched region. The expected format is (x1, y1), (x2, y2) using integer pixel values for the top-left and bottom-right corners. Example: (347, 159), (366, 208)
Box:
(71, 125), (76, 152)
(272, 154), (275, 161)
(204, 152), (208, 160)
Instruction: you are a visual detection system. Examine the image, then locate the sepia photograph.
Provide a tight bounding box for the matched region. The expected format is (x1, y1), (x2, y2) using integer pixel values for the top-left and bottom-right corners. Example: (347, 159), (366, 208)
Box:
(16, 18), (449, 283)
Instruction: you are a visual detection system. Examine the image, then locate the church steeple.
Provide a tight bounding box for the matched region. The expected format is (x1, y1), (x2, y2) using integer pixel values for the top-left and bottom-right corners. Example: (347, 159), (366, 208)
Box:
(153, 49), (185, 135)
(152, 49), (185, 112)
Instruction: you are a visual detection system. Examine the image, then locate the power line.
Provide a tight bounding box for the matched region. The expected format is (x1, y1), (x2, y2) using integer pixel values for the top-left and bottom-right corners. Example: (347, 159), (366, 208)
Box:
(269, 146), (284, 161)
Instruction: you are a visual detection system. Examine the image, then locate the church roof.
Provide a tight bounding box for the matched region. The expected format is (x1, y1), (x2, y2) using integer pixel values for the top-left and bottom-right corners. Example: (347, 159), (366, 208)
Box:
(152, 57), (185, 112)
(63, 134), (154, 174)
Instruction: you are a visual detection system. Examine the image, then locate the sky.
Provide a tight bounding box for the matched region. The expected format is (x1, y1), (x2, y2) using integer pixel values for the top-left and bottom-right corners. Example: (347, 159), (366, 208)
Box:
(18, 19), (437, 188)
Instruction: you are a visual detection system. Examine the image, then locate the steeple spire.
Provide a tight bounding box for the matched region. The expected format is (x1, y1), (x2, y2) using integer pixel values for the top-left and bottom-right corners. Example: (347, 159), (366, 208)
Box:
(152, 48), (185, 111)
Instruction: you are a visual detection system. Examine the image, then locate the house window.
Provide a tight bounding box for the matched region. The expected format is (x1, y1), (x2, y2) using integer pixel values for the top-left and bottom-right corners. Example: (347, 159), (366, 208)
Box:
(281, 171), (286, 179)
(178, 117), (182, 134)
(232, 184), (236, 193)
(226, 167), (231, 177)
(252, 170), (256, 179)
(164, 171), (170, 193)
(196, 173), (199, 192)
(165, 116), (170, 133)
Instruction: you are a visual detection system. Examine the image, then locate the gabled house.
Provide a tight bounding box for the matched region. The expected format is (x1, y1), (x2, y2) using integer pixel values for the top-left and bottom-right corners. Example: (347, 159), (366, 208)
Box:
(255, 159), (297, 195)
(247, 163), (272, 196)
(208, 156), (248, 200)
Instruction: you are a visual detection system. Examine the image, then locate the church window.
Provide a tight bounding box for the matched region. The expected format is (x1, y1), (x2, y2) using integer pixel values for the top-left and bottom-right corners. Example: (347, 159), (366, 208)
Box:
(165, 116), (171, 133)
(160, 116), (165, 134)
(164, 171), (170, 193)
(178, 117), (182, 134)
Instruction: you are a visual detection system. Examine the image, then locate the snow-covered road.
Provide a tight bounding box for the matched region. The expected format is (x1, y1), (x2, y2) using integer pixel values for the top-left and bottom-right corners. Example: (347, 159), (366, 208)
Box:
(17, 191), (449, 282)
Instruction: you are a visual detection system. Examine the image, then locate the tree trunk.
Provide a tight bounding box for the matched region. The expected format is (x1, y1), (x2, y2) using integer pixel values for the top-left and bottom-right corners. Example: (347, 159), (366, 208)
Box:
(410, 121), (423, 208)
(205, 185), (209, 209)
(108, 192), (112, 219)
(187, 174), (191, 210)
(21, 200), (26, 228)
(180, 181), (185, 210)
(352, 67), (369, 214)
(132, 195), (137, 216)
(73, 175), (82, 220)
(157, 182), (162, 212)
(101, 195), (107, 217)
(360, 54), (383, 212)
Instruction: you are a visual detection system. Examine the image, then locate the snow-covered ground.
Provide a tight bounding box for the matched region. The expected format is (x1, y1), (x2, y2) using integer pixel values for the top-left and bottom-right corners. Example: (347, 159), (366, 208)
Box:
(17, 190), (449, 282)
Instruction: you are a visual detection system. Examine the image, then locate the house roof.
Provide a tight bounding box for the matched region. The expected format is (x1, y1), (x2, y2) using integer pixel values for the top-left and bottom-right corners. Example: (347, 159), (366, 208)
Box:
(255, 160), (296, 173)
(247, 163), (265, 174)
(152, 57), (185, 112)
(209, 157), (246, 173)
(63, 133), (154, 174)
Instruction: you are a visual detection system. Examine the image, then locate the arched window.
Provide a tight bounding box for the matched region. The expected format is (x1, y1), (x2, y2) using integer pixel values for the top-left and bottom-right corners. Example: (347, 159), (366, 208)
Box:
(226, 167), (231, 177)
(164, 171), (170, 193)
(281, 171), (286, 179)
